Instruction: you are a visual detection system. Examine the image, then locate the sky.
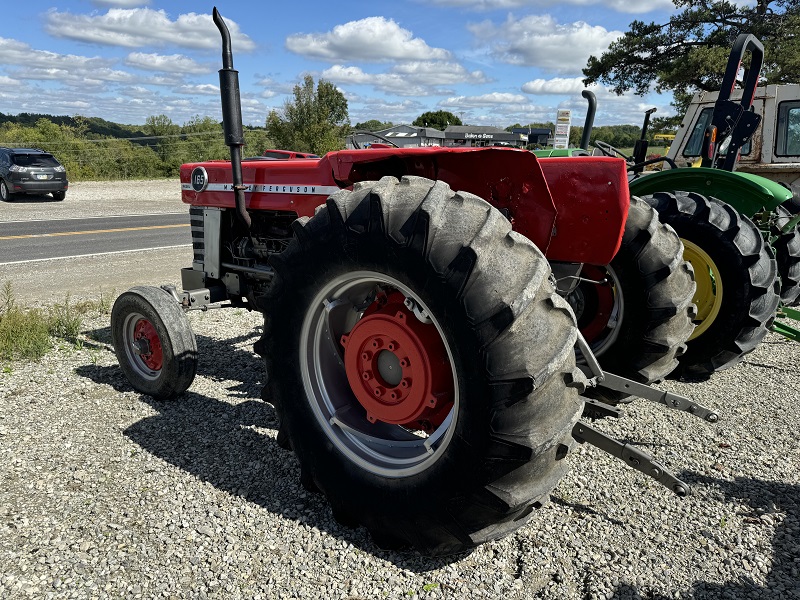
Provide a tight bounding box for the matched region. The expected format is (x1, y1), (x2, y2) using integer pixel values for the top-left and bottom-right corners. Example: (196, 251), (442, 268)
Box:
(0, 0), (684, 129)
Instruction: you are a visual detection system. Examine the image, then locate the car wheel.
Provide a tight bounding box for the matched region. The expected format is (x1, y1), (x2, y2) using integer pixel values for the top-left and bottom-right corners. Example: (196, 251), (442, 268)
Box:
(52, 191), (66, 201)
(0, 180), (14, 202)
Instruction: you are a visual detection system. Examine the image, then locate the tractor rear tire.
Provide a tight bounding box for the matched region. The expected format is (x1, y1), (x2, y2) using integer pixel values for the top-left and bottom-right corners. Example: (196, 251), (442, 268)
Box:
(643, 191), (780, 378)
(572, 196), (696, 402)
(772, 204), (800, 306)
(260, 176), (584, 556)
(111, 286), (198, 399)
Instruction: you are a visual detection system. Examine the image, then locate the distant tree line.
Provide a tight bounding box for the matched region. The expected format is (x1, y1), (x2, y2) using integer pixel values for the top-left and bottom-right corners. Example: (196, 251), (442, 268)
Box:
(0, 85), (669, 182)
(0, 114), (272, 180)
(506, 121), (662, 149)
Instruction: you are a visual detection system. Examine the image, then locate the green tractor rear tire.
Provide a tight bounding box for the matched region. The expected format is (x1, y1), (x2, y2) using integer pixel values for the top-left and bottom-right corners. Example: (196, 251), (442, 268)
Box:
(643, 191), (780, 378)
(772, 204), (800, 306)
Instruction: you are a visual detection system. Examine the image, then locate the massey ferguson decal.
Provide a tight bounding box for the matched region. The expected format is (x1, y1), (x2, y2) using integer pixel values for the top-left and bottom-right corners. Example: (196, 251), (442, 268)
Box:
(182, 180), (340, 196)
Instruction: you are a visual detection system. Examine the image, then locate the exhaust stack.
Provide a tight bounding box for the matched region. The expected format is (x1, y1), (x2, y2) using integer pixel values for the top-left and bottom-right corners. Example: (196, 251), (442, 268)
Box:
(212, 7), (250, 229)
(580, 90), (597, 151)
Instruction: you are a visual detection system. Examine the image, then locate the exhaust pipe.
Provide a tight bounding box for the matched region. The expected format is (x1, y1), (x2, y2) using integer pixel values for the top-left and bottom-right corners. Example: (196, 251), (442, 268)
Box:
(580, 90), (596, 151)
(213, 7), (250, 229)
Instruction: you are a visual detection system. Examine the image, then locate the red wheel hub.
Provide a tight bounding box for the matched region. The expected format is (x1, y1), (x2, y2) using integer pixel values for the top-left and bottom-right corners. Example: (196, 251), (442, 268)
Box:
(340, 292), (454, 432)
(133, 318), (163, 371)
(577, 265), (616, 342)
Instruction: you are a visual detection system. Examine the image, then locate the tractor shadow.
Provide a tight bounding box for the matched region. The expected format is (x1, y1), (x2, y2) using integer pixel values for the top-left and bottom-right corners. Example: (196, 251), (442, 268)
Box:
(607, 473), (800, 599)
(75, 329), (465, 569)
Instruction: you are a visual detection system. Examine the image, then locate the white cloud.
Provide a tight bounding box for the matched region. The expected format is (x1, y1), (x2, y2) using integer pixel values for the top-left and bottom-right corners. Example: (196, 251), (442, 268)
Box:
(44, 8), (255, 52)
(349, 97), (425, 126)
(92, 0), (151, 6)
(8, 66), (135, 88)
(522, 77), (596, 94)
(321, 61), (486, 96)
(119, 85), (157, 99)
(440, 92), (528, 108)
(321, 65), (430, 96)
(286, 17), (450, 62)
(173, 84), (220, 96)
(469, 15), (622, 73)
(424, 0), (672, 13)
(254, 76), (296, 97)
(0, 37), (114, 71)
(0, 75), (21, 87)
(392, 61), (488, 86)
(125, 52), (210, 74)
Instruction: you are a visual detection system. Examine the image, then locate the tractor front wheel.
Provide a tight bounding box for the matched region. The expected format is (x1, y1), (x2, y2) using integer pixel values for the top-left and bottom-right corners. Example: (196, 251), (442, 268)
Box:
(260, 176), (584, 555)
(111, 286), (198, 399)
(643, 191), (780, 378)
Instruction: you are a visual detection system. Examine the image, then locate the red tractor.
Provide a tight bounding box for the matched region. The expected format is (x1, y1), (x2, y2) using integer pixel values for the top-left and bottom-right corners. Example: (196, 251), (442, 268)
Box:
(111, 9), (715, 555)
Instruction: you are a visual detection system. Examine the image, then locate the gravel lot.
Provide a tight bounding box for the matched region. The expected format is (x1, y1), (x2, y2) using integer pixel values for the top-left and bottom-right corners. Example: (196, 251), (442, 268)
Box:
(1, 181), (799, 599)
(0, 179), (185, 222)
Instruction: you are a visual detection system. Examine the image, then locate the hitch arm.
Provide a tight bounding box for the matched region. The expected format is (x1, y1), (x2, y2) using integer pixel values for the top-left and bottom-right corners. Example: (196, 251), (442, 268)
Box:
(575, 332), (719, 424)
(572, 422), (690, 497)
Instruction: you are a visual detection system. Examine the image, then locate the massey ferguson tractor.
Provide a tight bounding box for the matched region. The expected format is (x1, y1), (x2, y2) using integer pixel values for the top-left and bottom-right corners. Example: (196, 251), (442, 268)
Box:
(111, 8), (718, 555)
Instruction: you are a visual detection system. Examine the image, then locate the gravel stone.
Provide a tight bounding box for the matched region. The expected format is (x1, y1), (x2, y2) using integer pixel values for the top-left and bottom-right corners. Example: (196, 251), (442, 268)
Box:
(0, 181), (798, 599)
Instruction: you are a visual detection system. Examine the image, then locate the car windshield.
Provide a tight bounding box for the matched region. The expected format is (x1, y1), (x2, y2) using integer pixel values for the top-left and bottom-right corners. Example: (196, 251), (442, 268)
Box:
(12, 154), (61, 168)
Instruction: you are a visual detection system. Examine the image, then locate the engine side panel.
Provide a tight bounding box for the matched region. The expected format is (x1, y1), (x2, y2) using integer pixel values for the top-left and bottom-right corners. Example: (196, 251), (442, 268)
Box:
(180, 158), (338, 216)
(538, 156), (629, 265)
(330, 147), (558, 253)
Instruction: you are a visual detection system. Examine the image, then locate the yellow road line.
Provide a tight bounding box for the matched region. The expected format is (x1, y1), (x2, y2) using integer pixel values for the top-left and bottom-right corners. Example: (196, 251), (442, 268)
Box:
(0, 223), (189, 241)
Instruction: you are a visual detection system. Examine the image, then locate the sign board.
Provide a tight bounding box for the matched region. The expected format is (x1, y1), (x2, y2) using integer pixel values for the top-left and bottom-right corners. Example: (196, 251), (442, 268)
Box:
(554, 109), (571, 149)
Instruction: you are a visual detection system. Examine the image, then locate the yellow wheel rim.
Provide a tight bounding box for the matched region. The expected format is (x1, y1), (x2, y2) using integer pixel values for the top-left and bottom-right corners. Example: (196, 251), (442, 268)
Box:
(682, 239), (723, 340)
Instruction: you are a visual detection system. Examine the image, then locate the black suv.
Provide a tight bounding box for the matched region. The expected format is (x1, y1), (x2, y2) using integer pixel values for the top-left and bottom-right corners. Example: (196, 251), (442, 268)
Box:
(0, 147), (69, 201)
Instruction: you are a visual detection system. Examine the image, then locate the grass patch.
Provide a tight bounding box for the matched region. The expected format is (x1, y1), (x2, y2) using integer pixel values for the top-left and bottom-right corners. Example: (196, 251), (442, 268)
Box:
(0, 281), (114, 361)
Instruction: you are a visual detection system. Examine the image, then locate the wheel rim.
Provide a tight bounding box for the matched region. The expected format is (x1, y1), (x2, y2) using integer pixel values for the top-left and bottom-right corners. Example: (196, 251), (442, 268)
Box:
(682, 239), (723, 340)
(300, 271), (459, 478)
(121, 312), (163, 379)
(1, 182), (7, 200)
(569, 264), (624, 357)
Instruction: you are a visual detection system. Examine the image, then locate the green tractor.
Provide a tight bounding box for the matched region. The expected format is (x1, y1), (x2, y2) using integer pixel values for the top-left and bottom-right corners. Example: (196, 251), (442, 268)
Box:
(592, 34), (800, 379)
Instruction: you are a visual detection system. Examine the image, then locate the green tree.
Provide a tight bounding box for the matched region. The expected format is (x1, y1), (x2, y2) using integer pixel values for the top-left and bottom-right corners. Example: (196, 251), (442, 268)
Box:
(412, 111), (462, 130)
(583, 0), (800, 118)
(353, 119), (394, 132)
(266, 75), (349, 155)
(144, 114), (181, 175)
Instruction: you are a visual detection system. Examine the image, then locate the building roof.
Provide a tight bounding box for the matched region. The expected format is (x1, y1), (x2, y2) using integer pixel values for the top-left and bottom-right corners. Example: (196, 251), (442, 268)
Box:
(444, 125), (508, 134)
(376, 125), (445, 139)
(510, 127), (551, 136)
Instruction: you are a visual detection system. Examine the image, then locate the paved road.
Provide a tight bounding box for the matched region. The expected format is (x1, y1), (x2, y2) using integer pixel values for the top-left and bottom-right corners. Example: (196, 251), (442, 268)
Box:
(0, 180), (193, 305)
(0, 213), (190, 263)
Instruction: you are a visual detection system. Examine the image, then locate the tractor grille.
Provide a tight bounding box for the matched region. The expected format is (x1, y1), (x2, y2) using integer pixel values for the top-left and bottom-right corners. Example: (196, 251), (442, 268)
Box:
(189, 207), (204, 263)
